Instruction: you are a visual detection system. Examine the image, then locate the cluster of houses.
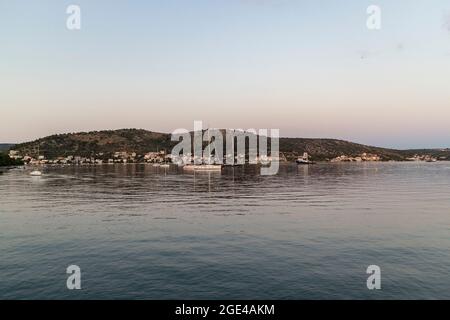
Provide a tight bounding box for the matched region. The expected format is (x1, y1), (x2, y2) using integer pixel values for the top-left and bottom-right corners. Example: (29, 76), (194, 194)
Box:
(405, 154), (439, 162)
(10, 147), (448, 165)
(8, 149), (282, 166)
(330, 153), (381, 162)
(8, 150), (170, 165)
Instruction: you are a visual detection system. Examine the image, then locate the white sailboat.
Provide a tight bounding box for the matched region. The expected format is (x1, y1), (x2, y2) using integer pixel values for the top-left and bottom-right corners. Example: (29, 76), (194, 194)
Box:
(152, 147), (162, 167)
(183, 164), (222, 171)
(160, 149), (170, 168)
(30, 143), (43, 176)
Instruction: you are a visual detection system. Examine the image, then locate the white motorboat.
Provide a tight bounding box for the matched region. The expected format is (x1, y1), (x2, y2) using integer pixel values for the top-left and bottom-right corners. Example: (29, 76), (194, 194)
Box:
(183, 164), (222, 171)
(296, 152), (315, 165)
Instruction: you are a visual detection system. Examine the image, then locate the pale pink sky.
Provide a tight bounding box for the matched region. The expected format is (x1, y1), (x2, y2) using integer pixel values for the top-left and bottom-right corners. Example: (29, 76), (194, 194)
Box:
(1, 1), (450, 148)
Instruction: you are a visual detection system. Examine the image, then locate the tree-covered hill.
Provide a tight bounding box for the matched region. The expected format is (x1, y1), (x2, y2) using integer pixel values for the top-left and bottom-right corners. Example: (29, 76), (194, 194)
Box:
(10, 128), (450, 161)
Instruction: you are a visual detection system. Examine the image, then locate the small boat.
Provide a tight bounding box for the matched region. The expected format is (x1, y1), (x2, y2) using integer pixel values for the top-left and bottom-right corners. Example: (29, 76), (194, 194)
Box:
(223, 163), (244, 167)
(159, 149), (171, 168)
(152, 163), (161, 167)
(183, 164), (222, 171)
(296, 152), (315, 165)
(30, 143), (44, 175)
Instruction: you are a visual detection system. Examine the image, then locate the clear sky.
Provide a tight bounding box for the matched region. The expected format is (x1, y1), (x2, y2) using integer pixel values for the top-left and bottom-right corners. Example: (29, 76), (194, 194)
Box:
(1, 0), (450, 148)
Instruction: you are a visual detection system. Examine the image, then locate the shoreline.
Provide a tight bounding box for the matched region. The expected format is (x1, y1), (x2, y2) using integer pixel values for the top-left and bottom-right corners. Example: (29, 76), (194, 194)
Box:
(17, 160), (449, 169)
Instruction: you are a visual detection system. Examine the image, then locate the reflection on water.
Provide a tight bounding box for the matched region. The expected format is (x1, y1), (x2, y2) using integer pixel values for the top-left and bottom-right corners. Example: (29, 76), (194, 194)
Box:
(0, 162), (450, 299)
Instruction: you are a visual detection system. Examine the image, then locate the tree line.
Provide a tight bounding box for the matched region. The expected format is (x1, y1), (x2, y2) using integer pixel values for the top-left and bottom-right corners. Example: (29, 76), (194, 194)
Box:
(0, 153), (23, 167)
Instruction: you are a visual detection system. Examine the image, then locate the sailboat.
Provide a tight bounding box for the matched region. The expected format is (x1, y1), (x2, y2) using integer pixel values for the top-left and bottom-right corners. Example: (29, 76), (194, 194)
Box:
(30, 143), (43, 176)
(152, 147), (162, 167)
(296, 152), (315, 165)
(183, 163), (222, 171)
(160, 149), (170, 168)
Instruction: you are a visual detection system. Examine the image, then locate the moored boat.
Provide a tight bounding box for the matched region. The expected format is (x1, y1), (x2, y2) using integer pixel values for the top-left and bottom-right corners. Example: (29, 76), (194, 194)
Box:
(183, 164), (222, 171)
(296, 152), (315, 165)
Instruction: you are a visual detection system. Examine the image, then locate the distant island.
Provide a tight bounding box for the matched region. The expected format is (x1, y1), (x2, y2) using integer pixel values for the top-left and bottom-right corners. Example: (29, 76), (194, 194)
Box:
(0, 152), (23, 167)
(0, 144), (15, 152)
(4, 128), (450, 165)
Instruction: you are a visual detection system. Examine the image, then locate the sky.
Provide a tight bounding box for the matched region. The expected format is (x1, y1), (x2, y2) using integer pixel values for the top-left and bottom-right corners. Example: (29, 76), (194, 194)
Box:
(1, 0), (450, 148)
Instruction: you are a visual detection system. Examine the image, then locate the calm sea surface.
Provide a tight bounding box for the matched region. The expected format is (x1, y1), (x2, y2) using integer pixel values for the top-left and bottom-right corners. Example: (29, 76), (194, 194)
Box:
(0, 162), (449, 299)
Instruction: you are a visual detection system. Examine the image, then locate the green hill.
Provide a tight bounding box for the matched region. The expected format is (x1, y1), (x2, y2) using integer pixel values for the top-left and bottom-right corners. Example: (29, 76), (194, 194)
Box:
(12, 129), (175, 159)
(10, 129), (450, 161)
(278, 138), (407, 161)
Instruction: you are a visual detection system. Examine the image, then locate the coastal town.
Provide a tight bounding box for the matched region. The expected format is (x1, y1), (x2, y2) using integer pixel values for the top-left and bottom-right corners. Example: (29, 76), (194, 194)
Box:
(3, 128), (449, 168)
(329, 153), (381, 162)
(7, 150), (171, 165)
(5, 149), (442, 166)
(6, 150), (285, 166)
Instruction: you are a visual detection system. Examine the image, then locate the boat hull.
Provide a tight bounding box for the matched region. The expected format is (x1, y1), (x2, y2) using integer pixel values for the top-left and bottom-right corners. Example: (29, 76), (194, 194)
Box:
(296, 160), (314, 165)
(183, 164), (222, 171)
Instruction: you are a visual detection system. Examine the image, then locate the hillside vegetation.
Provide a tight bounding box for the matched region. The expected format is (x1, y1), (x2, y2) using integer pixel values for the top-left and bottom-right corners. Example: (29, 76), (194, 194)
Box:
(0, 153), (23, 167)
(9, 128), (450, 161)
(12, 129), (175, 159)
